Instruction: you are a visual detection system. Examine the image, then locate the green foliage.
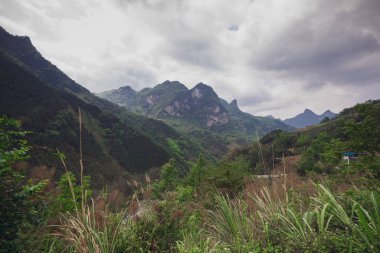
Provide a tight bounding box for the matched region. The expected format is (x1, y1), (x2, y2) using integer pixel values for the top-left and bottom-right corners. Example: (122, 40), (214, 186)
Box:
(177, 229), (220, 253)
(167, 138), (182, 157)
(176, 185), (194, 203)
(49, 203), (126, 253)
(193, 184), (380, 252)
(206, 194), (258, 252)
(345, 155), (380, 178)
(297, 132), (347, 175)
(0, 116), (47, 252)
(54, 171), (92, 213)
(345, 115), (380, 154)
(206, 156), (250, 193)
(118, 198), (185, 252)
(158, 159), (179, 191)
(296, 134), (311, 150)
(187, 155), (207, 191)
(347, 100), (380, 155)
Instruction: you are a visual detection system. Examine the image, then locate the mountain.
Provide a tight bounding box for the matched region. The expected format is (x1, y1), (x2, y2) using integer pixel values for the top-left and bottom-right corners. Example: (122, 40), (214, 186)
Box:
(283, 109), (337, 128)
(99, 85), (137, 107)
(320, 109), (337, 120)
(98, 81), (294, 153)
(0, 26), (200, 187)
(229, 98), (380, 179)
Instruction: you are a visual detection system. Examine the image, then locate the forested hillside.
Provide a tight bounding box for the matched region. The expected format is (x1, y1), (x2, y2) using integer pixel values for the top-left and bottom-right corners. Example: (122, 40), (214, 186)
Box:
(230, 99), (380, 177)
(0, 26), (201, 186)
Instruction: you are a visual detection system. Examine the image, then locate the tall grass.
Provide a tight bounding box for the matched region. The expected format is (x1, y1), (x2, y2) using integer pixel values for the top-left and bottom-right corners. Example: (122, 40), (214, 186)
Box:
(316, 184), (380, 252)
(176, 229), (220, 253)
(205, 193), (259, 252)
(191, 183), (380, 252)
(49, 108), (127, 252)
(51, 203), (126, 253)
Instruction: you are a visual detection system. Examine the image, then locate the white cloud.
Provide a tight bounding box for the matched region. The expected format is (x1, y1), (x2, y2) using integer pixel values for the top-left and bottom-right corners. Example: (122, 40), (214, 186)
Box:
(0, 0), (379, 119)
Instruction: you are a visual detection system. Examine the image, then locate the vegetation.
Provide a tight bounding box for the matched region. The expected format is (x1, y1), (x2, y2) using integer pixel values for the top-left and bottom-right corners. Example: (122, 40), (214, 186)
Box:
(1, 96), (380, 252)
(0, 116), (47, 252)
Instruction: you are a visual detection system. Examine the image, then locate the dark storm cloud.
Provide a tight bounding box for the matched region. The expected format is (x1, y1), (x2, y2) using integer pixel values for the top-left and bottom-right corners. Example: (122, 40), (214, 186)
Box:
(252, 0), (380, 88)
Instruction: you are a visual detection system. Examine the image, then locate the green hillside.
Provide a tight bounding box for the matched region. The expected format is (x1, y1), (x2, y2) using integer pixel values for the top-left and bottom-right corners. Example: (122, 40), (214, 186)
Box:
(230, 99), (380, 177)
(0, 26), (201, 186)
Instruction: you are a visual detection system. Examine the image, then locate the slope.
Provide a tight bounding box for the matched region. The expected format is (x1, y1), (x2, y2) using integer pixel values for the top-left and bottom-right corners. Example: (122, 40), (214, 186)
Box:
(0, 26), (201, 186)
(229, 99), (380, 177)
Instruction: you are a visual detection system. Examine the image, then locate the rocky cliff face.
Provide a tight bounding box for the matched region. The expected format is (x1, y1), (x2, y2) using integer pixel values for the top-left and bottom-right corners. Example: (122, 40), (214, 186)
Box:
(159, 82), (230, 127)
(98, 81), (294, 141)
(100, 81), (232, 128)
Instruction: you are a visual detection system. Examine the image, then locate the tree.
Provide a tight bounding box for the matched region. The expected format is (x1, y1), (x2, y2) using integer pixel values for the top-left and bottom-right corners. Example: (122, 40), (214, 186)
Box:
(345, 116), (380, 155)
(0, 116), (46, 251)
(158, 159), (179, 192)
(187, 155), (206, 191)
(54, 171), (92, 214)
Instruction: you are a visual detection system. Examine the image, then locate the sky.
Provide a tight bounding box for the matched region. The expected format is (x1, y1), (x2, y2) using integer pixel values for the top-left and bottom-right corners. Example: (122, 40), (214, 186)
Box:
(0, 0), (379, 119)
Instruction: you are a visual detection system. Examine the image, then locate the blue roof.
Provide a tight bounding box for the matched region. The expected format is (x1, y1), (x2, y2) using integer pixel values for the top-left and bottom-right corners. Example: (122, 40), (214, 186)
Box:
(343, 152), (360, 157)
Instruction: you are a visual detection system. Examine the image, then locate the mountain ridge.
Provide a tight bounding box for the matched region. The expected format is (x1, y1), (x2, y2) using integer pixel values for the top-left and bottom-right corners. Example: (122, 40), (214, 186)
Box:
(0, 26), (202, 186)
(98, 82), (294, 150)
(283, 108), (337, 128)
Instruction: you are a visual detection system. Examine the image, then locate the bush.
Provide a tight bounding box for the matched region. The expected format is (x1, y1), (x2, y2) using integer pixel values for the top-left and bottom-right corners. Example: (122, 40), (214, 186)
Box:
(206, 156), (250, 193)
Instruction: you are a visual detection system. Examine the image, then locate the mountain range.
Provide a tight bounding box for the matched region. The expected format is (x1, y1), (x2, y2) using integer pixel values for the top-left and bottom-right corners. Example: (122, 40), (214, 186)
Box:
(0, 26), (204, 187)
(283, 109), (337, 128)
(98, 82), (294, 150)
(0, 26), (294, 187)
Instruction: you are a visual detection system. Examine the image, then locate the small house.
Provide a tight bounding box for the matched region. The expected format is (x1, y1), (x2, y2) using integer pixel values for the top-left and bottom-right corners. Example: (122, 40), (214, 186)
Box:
(342, 152), (361, 164)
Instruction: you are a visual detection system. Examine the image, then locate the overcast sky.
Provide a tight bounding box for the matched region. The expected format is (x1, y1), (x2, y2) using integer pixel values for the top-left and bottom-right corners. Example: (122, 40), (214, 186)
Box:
(1, 0), (379, 119)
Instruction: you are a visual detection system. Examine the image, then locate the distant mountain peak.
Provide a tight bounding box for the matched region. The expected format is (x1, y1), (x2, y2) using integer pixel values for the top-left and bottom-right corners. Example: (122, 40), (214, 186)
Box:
(119, 85), (135, 92)
(284, 108), (337, 128)
(321, 109), (337, 119)
(229, 99), (241, 111)
(159, 80), (188, 89)
(191, 83), (217, 100)
(193, 82), (212, 90)
(303, 108), (315, 114)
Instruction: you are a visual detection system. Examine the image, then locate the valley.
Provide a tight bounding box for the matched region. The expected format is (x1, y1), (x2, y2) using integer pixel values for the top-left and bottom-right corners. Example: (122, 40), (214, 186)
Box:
(1, 16), (379, 253)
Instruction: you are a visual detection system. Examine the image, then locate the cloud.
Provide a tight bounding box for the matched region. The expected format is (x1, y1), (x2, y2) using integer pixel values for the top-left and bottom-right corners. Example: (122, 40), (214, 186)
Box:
(0, 0), (379, 119)
(228, 24), (239, 31)
(252, 0), (380, 86)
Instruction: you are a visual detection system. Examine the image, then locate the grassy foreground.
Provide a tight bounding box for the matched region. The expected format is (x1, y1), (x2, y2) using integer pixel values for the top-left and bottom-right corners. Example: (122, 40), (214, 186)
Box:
(44, 178), (379, 253)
